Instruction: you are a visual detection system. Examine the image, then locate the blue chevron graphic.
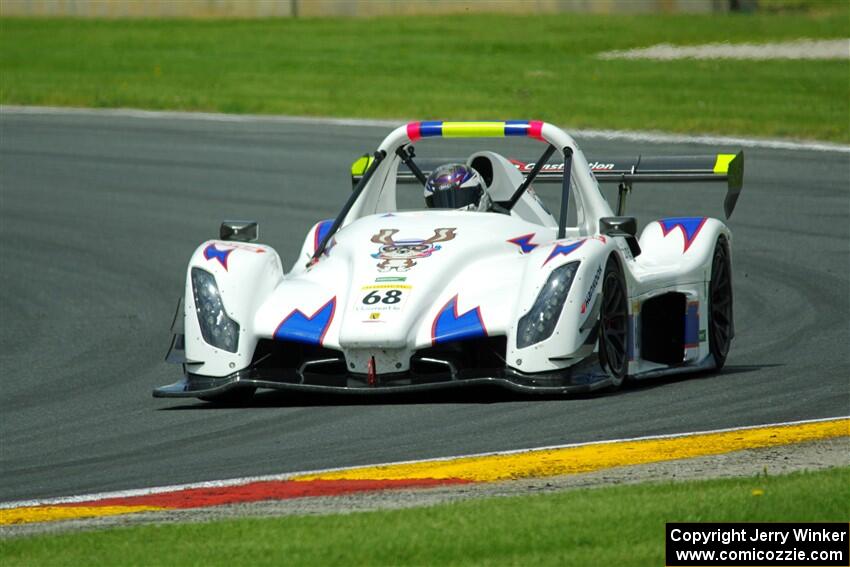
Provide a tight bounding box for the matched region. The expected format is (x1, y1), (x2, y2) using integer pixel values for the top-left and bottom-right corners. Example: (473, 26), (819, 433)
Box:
(508, 233), (539, 253)
(274, 298), (336, 345)
(542, 240), (585, 266)
(203, 244), (233, 270)
(659, 217), (707, 252)
(431, 295), (487, 345)
(313, 219), (334, 254)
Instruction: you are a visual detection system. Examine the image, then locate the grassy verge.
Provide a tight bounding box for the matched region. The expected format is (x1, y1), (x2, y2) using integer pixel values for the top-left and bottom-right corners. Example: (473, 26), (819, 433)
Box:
(1, 12), (848, 142)
(2, 467), (848, 567)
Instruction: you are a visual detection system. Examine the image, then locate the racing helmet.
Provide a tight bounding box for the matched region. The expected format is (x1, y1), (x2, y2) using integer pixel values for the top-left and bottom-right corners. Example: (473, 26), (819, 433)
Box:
(424, 163), (485, 210)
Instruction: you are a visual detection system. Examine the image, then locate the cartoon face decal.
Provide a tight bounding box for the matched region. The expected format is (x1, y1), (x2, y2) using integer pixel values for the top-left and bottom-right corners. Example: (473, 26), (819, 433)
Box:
(370, 228), (457, 272)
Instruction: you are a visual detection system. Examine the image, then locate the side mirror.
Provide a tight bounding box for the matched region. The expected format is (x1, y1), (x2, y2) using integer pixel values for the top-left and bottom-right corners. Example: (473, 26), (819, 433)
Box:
(599, 217), (640, 257)
(220, 220), (258, 243)
(600, 216), (637, 238)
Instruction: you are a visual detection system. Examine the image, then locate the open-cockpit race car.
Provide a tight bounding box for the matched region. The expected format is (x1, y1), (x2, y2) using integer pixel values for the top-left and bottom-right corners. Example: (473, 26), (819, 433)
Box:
(154, 120), (744, 402)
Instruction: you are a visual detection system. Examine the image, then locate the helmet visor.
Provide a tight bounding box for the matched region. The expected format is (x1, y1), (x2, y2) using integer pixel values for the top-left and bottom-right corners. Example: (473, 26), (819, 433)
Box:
(428, 186), (482, 209)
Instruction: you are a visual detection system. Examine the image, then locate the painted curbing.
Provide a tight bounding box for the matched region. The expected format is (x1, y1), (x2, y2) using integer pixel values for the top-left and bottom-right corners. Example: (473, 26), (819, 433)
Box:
(1, 417), (846, 527)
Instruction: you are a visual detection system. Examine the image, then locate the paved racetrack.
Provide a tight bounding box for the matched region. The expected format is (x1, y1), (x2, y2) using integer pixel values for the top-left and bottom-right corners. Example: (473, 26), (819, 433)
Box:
(1, 110), (847, 502)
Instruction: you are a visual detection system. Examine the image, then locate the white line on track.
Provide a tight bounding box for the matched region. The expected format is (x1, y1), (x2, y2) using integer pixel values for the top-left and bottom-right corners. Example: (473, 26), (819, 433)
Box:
(2, 105), (848, 154)
(2, 415), (846, 510)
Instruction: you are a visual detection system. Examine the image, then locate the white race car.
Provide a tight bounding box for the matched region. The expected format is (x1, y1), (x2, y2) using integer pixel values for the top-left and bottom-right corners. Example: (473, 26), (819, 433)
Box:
(155, 120), (744, 402)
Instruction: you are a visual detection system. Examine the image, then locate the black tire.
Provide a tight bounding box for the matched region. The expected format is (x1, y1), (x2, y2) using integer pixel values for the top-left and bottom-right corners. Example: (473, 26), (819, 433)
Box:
(199, 387), (257, 405)
(598, 256), (630, 388)
(708, 236), (733, 370)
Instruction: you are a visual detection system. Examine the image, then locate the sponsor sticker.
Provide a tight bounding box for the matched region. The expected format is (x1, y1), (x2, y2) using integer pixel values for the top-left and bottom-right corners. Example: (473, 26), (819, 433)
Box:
(581, 265), (603, 314)
(362, 311), (384, 323)
(511, 161), (615, 172)
(355, 284), (412, 312)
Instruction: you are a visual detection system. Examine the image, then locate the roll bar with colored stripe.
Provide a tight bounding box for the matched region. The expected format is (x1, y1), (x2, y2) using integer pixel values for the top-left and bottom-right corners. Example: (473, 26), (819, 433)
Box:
(365, 121), (611, 238)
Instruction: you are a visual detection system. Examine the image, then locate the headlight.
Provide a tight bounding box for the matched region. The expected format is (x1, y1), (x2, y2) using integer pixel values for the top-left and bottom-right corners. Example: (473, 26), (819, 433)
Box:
(517, 261), (580, 349)
(191, 267), (240, 353)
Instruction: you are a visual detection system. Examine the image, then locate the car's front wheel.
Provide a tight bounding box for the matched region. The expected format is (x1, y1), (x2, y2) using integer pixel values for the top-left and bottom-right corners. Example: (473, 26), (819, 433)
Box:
(599, 256), (630, 389)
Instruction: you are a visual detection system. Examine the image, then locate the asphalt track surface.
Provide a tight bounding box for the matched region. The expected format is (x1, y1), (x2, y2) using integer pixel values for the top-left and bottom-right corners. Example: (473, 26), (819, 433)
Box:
(1, 110), (847, 503)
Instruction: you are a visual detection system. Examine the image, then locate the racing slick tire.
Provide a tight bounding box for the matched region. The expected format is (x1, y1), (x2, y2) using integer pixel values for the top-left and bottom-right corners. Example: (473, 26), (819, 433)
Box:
(708, 236), (733, 370)
(599, 255), (629, 389)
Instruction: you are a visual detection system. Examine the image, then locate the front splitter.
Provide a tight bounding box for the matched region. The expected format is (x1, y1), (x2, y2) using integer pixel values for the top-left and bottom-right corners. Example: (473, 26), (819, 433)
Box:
(153, 365), (614, 399)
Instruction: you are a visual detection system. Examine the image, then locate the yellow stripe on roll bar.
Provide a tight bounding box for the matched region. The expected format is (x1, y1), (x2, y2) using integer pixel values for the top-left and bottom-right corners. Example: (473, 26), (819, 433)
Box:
(441, 122), (508, 138)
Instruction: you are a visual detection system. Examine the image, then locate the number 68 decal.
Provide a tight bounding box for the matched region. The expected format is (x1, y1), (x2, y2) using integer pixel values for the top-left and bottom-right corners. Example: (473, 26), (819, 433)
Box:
(362, 289), (403, 305)
(356, 284), (411, 311)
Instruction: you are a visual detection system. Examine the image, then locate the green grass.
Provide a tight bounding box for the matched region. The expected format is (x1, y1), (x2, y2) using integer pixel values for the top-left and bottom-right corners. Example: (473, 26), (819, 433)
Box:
(2, 467), (848, 567)
(1, 12), (848, 142)
(759, 0), (850, 13)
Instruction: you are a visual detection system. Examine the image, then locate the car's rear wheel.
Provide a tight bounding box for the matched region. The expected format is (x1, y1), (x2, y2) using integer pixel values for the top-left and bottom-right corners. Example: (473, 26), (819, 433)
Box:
(199, 387), (257, 405)
(708, 236), (733, 370)
(599, 256), (629, 388)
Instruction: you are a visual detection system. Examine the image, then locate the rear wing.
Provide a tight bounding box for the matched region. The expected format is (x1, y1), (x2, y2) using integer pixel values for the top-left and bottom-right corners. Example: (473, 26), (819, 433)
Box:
(351, 151), (744, 218)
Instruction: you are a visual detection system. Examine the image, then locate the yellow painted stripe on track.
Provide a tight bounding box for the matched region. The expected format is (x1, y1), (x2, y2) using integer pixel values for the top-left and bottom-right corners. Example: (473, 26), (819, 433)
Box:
(294, 419), (849, 483)
(0, 505), (163, 526)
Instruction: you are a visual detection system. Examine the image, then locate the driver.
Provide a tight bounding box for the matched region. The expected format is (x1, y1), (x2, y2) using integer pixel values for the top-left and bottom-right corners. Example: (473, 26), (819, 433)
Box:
(423, 163), (490, 211)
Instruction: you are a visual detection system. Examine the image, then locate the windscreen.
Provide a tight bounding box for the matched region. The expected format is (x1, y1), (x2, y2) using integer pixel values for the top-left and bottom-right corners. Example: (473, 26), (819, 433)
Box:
(391, 137), (607, 228)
